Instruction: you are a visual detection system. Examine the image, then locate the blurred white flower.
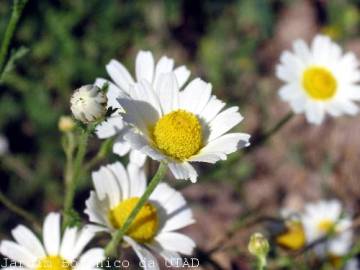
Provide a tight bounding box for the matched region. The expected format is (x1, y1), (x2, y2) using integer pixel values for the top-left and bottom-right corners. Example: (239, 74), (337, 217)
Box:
(116, 73), (250, 182)
(85, 162), (195, 269)
(0, 134), (9, 156)
(70, 85), (107, 124)
(95, 50), (191, 166)
(301, 199), (353, 257)
(0, 212), (104, 270)
(276, 34), (360, 125)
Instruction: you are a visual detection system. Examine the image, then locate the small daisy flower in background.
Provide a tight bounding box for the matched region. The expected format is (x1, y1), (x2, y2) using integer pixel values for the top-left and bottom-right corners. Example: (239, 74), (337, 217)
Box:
(301, 200), (353, 257)
(70, 85), (107, 124)
(85, 162), (195, 269)
(0, 134), (9, 156)
(276, 34), (360, 125)
(95, 50), (190, 166)
(0, 212), (105, 270)
(117, 73), (250, 182)
(58, 116), (75, 133)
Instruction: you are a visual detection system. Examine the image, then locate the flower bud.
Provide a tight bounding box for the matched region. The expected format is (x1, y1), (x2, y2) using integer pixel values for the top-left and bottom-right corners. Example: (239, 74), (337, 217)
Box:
(248, 233), (270, 258)
(70, 85), (107, 124)
(58, 116), (75, 132)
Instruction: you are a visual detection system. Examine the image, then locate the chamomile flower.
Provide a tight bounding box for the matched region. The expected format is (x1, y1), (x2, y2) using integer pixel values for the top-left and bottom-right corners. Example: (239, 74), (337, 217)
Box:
(95, 51), (191, 166)
(0, 212), (105, 270)
(276, 34), (360, 125)
(301, 200), (353, 257)
(116, 73), (250, 182)
(85, 162), (196, 269)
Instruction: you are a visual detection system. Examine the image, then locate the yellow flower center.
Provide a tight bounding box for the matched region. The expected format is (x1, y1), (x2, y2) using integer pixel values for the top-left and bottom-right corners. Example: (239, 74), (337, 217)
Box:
(152, 110), (203, 160)
(317, 219), (335, 234)
(302, 66), (337, 100)
(36, 256), (72, 270)
(276, 221), (306, 251)
(109, 197), (158, 243)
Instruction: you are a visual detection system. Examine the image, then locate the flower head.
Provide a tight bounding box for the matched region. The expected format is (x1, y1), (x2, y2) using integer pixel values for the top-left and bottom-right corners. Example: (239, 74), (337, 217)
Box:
(94, 51), (190, 166)
(248, 233), (270, 258)
(70, 85), (107, 124)
(276, 34), (360, 124)
(301, 200), (353, 257)
(0, 212), (104, 270)
(85, 162), (195, 268)
(116, 73), (250, 182)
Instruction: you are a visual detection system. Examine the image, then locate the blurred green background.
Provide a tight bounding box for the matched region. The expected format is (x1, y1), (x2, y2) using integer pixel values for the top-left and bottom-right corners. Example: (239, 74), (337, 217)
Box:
(1, 0), (360, 269)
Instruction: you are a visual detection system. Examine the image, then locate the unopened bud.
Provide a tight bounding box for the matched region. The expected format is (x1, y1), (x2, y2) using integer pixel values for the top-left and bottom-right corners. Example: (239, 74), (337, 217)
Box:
(70, 85), (107, 124)
(58, 116), (75, 132)
(248, 233), (270, 258)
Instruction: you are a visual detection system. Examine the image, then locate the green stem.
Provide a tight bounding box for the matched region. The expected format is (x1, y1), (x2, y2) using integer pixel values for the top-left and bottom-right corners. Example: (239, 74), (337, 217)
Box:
(256, 256), (266, 270)
(0, 189), (40, 232)
(253, 111), (294, 149)
(0, 0), (28, 74)
(63, 128), (90, 227)
(105, 162), (168, 257)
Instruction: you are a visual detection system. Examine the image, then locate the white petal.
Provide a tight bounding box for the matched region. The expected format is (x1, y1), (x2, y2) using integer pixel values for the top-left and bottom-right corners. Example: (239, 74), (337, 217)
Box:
(43, 213), (61, 255)
(168, 162), (198, 182)
(107, 162), (130, 200)
(84, 191), (111, 228)
(0, 240), (38, 268)
(305, 101), (325, 125)
(155, 232), (195, 256)
(106, 60), (134, 93)
(75, 248), (105, 270)
(155, 73), (179, 114)
(127, 163), (147, 197)
(174, 66), (190, 89)
(198, 133), (250, 158)
(113, 138), (131, 156)
(189, 152), (226, 163)
(131, 80), (162, 117)
(208, 106), (243, 141)
(124, 132), (166, 161)
(129, 149), (147, 166)
(136, 51), (155, 83)
(70, 228), (96, 261)
(154, 56), (174, 87)
(11, 225), (45, 259)
(92, 167), (120, 208)
(293, 39), (311, 64)
(148, 242), (183, 267)
(60, 227), (78, 261)
(118, 95), (158, 137)
(96, 115), (125, 139)
(180, 78), (212, 114)
(200, 96), (226, 123)
(124, 237), (159, 270)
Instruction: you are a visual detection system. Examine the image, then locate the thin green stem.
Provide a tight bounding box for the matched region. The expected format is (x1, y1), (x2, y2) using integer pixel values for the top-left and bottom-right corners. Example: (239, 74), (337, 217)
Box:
(0, 189), (40, 232)
(105, 162), (168, 257)
(256, 257), (266, 270)
(252, 111), (294, 150)
(0, 0), (28, 74)
(63, 128), (90, 227)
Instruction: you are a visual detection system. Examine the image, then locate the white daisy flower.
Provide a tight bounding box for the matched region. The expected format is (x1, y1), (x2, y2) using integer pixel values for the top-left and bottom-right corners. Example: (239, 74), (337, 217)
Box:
(276, 34), (360, 125)
(85, 162), (196, 269)
(95, 51), (191, 166)
(301, 200), (353, 257)
(70, 85), (107, 124)
(116, 73), (250, 182)
(0, 212), (105, 270)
